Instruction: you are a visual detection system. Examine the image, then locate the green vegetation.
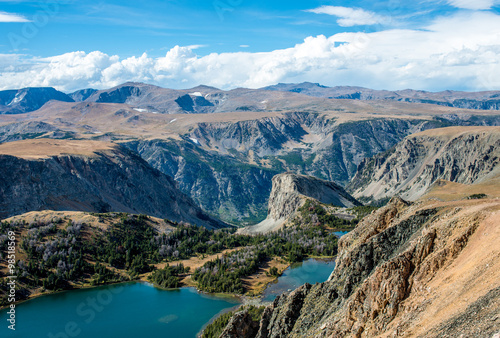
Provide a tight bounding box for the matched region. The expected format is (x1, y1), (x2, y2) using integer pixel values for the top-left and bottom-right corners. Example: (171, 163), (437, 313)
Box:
(0, 213), (260, 296)
(193, 223), (339, 294)
(202, 310), (234, 338)
(269, 266), (279, 277)
(357, 196), (391, 208)
(147, 264), (189, 289)
(0, 199), (373, 304)
(202, 305), (265, 338)
(349, 205), (379, 220)
(466, 193), (487, 200)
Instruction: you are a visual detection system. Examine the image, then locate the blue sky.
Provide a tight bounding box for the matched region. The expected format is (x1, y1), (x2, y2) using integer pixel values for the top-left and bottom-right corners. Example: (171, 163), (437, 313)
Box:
(1, 0), (500, 91)
(0, 0), (465, 56)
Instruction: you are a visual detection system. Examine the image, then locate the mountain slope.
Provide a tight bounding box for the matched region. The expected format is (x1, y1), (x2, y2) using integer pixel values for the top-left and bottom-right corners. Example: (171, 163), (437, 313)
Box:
(0, 139), (226, 229)
(224, 193), (500, 337)
(348, 126), (500, 203)
(241, 173), (361, 233)
(0, 87), (74, 114)
(84, 82), (219, 114)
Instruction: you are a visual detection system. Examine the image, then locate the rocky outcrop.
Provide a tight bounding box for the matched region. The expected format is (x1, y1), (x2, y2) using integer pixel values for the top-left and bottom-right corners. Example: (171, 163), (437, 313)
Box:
(240, 173), (361, 233)
(267, 173), (361, 219)
(220, 310), (260, 338)
(348, 126), (500, 203)
(0, 139), (226, 229)
(225, 193), (500, 337)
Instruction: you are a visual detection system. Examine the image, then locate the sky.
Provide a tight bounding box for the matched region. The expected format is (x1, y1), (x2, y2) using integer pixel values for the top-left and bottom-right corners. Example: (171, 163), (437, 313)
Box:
(0, 0), (499, 92)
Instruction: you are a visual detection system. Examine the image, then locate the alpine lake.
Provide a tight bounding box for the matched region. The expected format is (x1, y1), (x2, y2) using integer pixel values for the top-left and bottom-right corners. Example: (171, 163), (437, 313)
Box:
(1, 254), (343, 337)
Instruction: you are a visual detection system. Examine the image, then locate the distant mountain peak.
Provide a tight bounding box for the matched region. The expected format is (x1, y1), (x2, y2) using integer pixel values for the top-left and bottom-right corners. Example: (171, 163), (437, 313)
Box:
(0, 87), (74, 114)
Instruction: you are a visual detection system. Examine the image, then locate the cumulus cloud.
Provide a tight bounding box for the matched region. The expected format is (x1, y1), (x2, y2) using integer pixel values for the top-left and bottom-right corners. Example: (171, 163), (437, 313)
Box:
(447, 0), (498, 10)
(0, 11), (30, 23)
(0, 12), (499, 92)
(306, 6), (389, 27)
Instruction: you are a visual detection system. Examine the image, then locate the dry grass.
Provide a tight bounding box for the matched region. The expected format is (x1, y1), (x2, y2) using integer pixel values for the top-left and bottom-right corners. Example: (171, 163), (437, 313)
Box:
(424, 175), (500, 201)
(0, 139), (116, 159)
(241, 257), (290, 296)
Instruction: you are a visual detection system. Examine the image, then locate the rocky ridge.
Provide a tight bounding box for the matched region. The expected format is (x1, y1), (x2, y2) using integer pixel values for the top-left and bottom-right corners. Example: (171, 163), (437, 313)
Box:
(220, 126), (500, 337)
(0, 87), (74, 114)
(348, 126), (500, 203)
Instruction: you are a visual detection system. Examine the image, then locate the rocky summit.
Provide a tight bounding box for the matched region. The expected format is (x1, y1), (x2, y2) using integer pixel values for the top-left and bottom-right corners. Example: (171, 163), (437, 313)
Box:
(241, 173), (361, 234)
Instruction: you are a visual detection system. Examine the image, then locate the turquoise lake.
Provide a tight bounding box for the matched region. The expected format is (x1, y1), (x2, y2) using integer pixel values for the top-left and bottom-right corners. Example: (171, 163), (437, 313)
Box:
(262, 258), (336, 302)
(0, 252), (342, 337)
(0, 283), (239, 338)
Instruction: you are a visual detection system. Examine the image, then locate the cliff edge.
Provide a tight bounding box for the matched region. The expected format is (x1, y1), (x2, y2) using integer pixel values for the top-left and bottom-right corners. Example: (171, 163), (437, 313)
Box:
(240, 173), (361, 234)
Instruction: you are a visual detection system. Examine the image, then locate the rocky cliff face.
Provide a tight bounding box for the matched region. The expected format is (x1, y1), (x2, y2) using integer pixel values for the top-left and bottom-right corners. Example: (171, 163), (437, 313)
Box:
(228, 194), (500, 337)
(126, 139), (277, 225)
(126, 116), (499, 224)
(128, 115), (431, 224)
(240, 173), (361, 233)
(0, 139), (226, 229)
(68, 88), (98, 102)
(348, 126), (500, 203)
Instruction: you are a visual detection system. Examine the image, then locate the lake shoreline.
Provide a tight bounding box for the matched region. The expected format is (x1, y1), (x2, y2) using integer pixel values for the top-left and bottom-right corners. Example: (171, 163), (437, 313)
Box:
(0, 255), (337, 311)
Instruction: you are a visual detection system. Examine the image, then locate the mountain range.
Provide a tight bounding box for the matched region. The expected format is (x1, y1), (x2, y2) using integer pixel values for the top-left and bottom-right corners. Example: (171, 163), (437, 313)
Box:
(0, 139), (225, 229)
(2, 82), (500, 116)
(1, 82), (499, 224)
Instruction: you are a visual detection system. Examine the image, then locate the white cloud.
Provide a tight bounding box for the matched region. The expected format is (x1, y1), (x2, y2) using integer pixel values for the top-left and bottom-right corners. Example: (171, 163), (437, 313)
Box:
(306, 6), (389, 27)
(0, 12), (500, 92)
(0, 11), (30, 23)
(447, 0), (498, 10)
